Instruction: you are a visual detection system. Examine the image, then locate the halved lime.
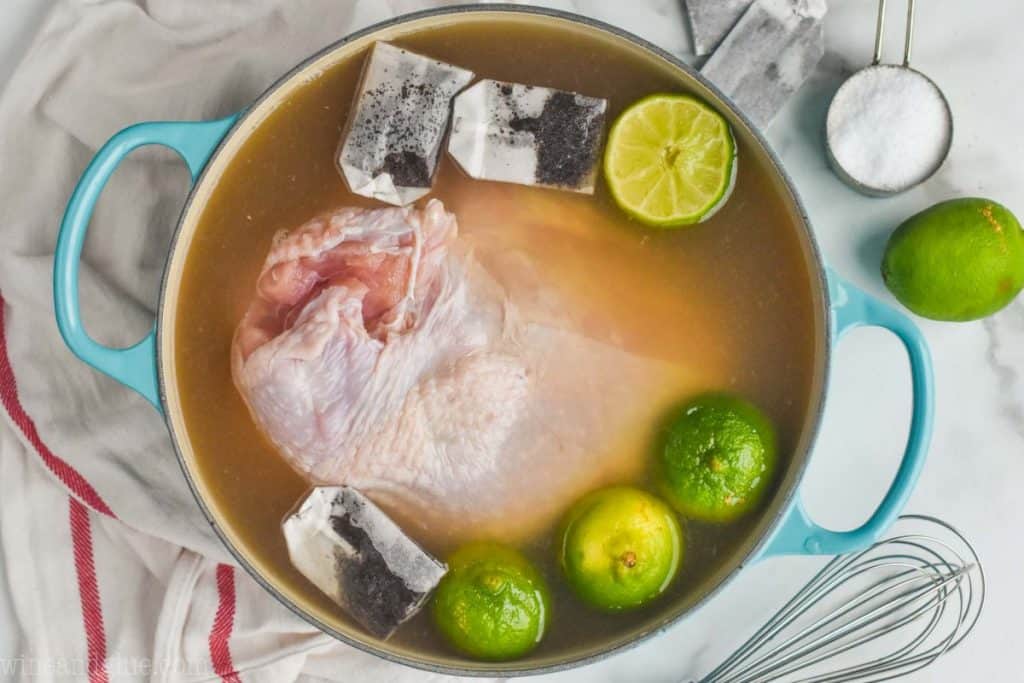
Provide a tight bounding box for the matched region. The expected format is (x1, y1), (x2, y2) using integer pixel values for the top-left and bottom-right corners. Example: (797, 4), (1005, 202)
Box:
(604, 94), (736, 227)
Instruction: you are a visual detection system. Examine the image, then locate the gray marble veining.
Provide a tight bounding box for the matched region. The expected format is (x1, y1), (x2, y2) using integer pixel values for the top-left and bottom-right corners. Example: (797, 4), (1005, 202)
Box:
(983, 304), (1024, 440)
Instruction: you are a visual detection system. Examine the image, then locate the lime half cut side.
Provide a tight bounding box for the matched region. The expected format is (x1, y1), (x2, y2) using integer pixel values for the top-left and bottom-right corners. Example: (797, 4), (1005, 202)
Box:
(604, 94), (737, 227)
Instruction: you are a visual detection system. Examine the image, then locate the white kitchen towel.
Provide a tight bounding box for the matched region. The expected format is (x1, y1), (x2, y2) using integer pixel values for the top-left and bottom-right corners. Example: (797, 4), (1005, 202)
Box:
(0, 1), (524, 681)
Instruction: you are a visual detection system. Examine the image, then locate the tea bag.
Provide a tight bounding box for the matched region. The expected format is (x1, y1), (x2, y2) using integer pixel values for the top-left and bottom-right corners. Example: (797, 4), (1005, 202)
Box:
(700, 0), (827, 128)
(283, 486), (447, 639)
(683, 0), (754, 56)
(338, 42), (474, 206)
(447, 79), (607, 194)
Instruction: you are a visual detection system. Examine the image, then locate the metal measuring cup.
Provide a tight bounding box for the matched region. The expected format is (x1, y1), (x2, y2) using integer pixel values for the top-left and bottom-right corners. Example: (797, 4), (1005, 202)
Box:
(825, 0), (953, 196)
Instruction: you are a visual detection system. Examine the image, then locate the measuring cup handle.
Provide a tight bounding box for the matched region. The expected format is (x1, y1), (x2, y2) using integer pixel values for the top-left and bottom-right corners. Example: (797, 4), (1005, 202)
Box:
(758, 272), (934, 558)
(872, 0), (917, 67)
(54, 116), (239, 411)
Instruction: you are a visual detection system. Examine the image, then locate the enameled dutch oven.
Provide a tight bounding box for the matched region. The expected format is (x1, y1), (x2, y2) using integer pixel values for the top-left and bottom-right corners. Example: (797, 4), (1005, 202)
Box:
(52, 5), (934, 676)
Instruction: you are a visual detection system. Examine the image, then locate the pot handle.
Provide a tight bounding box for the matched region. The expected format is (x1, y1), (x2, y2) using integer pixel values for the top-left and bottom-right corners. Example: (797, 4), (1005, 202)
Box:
(54, 116), (239, 412)
(759, 272), (934, 558)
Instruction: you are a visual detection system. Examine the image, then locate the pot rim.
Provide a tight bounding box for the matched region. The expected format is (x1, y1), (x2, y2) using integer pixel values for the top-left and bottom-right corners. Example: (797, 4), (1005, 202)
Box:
(155, 4), (832, 676)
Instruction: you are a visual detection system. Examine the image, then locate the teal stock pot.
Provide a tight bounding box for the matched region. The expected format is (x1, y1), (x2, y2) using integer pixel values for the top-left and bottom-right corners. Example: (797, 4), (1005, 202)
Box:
(51, 5), (934, 676)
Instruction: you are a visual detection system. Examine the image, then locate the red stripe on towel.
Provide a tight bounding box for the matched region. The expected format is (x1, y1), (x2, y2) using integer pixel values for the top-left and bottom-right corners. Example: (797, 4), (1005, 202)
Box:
(70, 498), (110, 683)
(0, 293), (115, 517)
(210, 563), (241, 683)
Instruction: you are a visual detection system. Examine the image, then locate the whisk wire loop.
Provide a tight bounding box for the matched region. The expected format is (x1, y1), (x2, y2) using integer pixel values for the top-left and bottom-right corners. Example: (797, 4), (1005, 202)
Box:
(699, 516), (984, 683)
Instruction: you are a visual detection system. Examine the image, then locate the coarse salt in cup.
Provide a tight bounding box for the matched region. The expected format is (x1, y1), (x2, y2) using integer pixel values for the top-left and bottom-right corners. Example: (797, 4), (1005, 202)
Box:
(825, 0), (953, 196)
(826, 64), (952, 196)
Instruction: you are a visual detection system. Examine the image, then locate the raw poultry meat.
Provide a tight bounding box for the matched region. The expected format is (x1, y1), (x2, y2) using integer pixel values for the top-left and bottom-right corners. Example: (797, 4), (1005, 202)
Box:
(232, 198), (717, 545)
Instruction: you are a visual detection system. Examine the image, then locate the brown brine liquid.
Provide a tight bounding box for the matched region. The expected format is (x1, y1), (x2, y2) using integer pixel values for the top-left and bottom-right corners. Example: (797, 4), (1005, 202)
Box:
(174, 16), (821, 667)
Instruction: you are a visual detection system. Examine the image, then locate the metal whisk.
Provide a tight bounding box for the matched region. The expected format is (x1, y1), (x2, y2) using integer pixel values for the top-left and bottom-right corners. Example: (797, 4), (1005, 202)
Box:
(699, 515), (984, 682)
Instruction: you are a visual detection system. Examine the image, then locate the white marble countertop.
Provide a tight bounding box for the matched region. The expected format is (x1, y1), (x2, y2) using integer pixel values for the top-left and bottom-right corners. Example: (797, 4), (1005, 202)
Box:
(1, 1), (1021, 681)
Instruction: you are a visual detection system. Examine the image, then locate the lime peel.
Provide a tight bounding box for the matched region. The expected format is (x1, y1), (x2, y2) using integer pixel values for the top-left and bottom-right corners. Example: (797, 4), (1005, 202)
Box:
(432, 542), (550, 661)
(882, 198), (1024, 321)
(657, 393), (777, 523)
(559, 486), (683, 612)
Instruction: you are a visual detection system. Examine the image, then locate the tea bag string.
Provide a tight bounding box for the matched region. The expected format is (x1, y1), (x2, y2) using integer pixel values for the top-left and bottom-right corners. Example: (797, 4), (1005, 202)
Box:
(873, 0), (916, 67)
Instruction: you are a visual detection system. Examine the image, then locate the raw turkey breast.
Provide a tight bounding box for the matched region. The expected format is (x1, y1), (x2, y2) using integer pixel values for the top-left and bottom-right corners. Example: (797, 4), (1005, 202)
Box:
(232, 198), (719, 545)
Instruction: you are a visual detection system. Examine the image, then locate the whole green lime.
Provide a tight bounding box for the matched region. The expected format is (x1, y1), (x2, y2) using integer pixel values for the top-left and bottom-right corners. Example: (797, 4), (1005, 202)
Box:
(559, 486), (682, 612)
(432, 542), (550, 660)
(882, 198), (1024, 321)
(657, 393), (777, 523)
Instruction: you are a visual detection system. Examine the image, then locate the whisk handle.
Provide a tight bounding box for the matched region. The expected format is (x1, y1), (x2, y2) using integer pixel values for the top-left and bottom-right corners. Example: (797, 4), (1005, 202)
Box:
(759, 273), (934, 558)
